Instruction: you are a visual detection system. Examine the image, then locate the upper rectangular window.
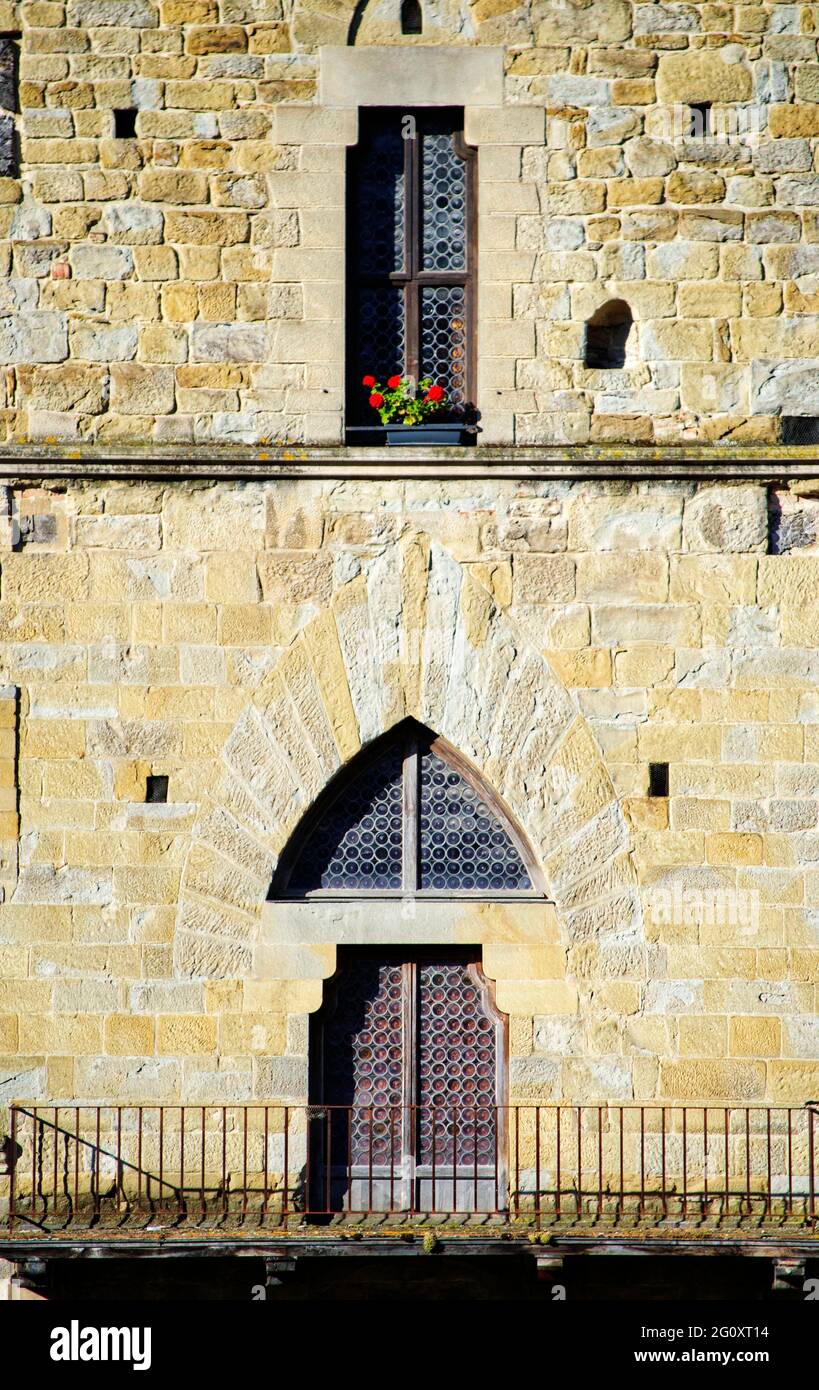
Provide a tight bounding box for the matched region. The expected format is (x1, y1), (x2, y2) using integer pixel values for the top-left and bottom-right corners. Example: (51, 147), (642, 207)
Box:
(0, 34), (17, 177)
(346, 108), (476, 436)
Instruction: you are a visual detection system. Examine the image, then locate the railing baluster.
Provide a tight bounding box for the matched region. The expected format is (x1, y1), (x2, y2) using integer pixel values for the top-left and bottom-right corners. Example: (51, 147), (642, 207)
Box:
(179, 1106), (185, 1222)
(74, 1107), (80, 1220)
(54, 1106), (59, 1222)
(93, 1107), (101, 1221)
(765, 1107), (772, 1224)
(598, 1105), (603, 1221)
(452, 1104), (457, 1215)
(493, 1104), (499, 1215)
(514, 1105), (520, 1219)
(703, 1107), (709, 1216)
(724, 1107), (730, 1221)
(617, 1107), (624, 1224)
(200, 1106), (206, 1222)
(345, 1105), (352, 1215)
(809, 1106), (816, 1229)
(555, 1106), (561, 1223)
(535, 1104), (541, 1225)
(221, 1106), (227, 1221)
(261, 1106), (268, 1223)
(639, 1106), (645, 1221)
(8, 1106), (16, 1231)
(367, 1106), (374, 1215)
(282, 1107), (289, 1222)
(577, 1106), (582, 1219)
(661, 1106), (667, 1219)
(784, 1106), (789, 1217)
(682, 1107), (687, 1221)
(158, 1106), (164, 1213)
(745, 1108), (751, 1218)
(324, 1106), (331, 1216)
(31, 1105), (38, 1221)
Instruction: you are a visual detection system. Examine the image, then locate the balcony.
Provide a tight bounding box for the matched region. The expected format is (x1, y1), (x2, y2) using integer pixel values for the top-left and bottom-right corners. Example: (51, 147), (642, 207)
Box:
(5, 1103), (819, 1252)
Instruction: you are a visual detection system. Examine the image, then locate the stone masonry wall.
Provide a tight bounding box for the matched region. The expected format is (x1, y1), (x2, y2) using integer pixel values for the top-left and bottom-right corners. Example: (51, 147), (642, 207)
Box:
(0, 2), (817, 444)
(1, 475), (819, 1110)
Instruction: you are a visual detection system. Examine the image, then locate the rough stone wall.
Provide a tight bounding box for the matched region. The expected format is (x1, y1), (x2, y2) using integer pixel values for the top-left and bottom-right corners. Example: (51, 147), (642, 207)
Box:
(1, 475), (819, 1108)
(0, 1), (817, 445)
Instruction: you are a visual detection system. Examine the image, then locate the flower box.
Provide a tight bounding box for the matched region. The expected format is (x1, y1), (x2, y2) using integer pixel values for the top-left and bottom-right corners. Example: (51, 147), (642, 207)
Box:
(384, 422), (466, 447)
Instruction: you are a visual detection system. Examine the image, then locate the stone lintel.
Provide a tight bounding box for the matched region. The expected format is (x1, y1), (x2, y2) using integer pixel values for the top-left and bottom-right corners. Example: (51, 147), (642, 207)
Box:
(319, 46), (505, 110)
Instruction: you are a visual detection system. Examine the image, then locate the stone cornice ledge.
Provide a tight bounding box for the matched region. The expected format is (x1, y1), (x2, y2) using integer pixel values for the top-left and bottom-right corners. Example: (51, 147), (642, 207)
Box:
(0, 444), (817, 483)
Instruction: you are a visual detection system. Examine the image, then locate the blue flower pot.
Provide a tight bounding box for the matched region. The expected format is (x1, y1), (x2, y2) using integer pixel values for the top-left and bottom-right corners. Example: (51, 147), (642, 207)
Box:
(385, 423), (466, 447)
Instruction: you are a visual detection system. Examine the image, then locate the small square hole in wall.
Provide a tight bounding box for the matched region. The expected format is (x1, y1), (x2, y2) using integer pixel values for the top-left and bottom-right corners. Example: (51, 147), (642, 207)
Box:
(145, 775), (169, 804)
(113, 108), (138, 139)
(688, 102), (711, 137)
(648, 763), (669, 798)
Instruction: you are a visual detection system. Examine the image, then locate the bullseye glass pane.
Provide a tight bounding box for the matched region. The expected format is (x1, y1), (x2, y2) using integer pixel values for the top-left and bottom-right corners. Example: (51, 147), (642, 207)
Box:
(421, 131), (466, 272)
(323, 957), (405, 1166)
(419, 750), (531, 892)
(417, 959), (497, 1166)
(420, 284), (467, 411)
(288, 745), (404, 892)
(355, 124), (405, 275)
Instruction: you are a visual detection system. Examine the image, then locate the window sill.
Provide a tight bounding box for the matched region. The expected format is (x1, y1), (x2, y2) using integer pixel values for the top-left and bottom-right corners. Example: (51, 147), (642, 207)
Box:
(0, 443), (817, 483)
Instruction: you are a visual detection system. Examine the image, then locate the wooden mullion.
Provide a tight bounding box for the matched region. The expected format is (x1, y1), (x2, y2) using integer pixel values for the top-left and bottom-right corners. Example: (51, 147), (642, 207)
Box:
(402, 958), (417, 1201)
(464, 120), (477, 413)
(416, 272), (469, 287)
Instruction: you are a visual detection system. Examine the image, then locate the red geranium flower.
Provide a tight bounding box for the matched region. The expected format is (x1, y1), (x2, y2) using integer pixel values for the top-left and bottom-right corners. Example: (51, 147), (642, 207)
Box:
(425, 384), (444, 402)
(369, 392), (384, 408)
(361, 375), (376, 388)
(387, 375), (402, 390)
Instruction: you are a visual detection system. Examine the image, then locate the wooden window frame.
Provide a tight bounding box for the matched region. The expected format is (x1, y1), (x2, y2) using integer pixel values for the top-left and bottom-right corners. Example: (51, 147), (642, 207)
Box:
(270, 720), (545, 901)
(345, 107), (477, 432)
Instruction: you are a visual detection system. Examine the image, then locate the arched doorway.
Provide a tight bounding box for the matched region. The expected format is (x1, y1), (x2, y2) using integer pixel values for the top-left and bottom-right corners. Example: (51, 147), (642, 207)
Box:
(270, 719), (541, 1213)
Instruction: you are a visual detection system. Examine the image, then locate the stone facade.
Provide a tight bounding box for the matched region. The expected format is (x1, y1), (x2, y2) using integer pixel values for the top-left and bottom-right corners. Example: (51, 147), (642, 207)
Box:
(0, 1), (816, 445)
(2, 475), (819, 1113)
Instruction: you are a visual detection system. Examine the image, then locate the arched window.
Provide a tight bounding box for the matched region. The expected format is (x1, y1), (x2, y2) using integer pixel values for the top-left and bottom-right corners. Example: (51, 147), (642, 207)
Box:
(585, 298), (633, 369)
(401, 0), (423, 33)
(270, 719), (540, 898)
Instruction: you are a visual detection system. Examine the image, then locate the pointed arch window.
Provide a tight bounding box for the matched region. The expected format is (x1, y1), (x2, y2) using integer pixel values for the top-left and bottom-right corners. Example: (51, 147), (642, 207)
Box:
(270, 720), (540, 898)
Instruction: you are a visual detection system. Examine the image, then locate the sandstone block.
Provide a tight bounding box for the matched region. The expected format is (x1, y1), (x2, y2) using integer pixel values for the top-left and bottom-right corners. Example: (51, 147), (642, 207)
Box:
(656, 51), (753, 104)
(110, 363), (175, 415)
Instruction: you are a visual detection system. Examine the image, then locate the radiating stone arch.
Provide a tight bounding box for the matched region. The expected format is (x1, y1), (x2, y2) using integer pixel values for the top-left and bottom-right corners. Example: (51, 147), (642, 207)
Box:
(174, 532), (643, 980)
(291, 0), (480, 48)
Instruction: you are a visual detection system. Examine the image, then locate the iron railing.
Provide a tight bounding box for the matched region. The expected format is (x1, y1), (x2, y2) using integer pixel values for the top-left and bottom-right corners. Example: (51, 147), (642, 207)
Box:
(5, 1103), (819, 1234)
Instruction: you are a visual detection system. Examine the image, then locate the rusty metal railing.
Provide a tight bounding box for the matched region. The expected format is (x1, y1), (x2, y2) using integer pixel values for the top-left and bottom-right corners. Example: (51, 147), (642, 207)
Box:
(5, 1103), (819, 1234)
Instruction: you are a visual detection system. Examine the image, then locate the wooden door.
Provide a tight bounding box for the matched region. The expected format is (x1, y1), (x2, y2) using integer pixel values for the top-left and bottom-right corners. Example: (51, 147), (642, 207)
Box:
(309, 949), (506, 1215)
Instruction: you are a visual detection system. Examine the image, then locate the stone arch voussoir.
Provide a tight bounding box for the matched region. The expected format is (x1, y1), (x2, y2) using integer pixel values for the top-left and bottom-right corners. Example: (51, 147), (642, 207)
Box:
(174, 531), (644, 979)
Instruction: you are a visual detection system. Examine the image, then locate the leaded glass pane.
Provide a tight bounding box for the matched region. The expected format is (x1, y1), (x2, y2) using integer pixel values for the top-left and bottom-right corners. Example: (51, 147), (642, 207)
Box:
(323, 957), (405, 1166)
(355, 124), (405, 275)
(288, 744), (404, 892)
(421, 131), (466, 272)
(352, 284), (405, 401)
(419, 750), (531, 891)
(417, 959), (497, 1166)
(420, 284), (467, 411)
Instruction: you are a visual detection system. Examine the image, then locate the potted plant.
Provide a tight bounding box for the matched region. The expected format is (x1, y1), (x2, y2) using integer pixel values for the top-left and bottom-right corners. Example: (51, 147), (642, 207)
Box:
(361, 373), (465, 446)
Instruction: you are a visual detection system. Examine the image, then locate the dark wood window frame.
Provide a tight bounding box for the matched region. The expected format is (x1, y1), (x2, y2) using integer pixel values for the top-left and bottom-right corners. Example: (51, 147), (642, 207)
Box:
(270, 720), (544, 901)
(345, 108), (477, 434)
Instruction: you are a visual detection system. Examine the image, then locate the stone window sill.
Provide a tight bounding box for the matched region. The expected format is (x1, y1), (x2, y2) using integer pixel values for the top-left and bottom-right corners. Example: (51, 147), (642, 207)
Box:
(0, 443), (818, 482)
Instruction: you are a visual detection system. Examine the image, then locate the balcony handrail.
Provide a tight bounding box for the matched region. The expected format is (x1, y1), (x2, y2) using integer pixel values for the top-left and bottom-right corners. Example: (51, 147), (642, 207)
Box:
(5, 1102), (818, 1237)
